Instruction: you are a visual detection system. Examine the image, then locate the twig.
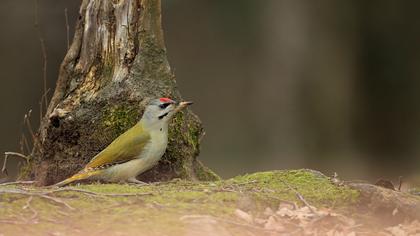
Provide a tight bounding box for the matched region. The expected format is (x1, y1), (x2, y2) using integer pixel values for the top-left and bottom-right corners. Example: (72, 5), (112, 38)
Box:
(64, 8), (70, 50)
(101, 192), (153, 197)
(1, 152), (29, 176)
(279, 179), (317, 215)
(0, 189), (74, 210)
(213, 188), (237, 193)
(19, 136), (25, 156)
(49, 187), (101, 196)
(24, 111), (36, 142)
(1, 155), (8, 176)
(19, 134), (24, 155)
(43, 217), (61, 224)
(50, 187), (153, 197)
(39, 96), (43, 123)
(198, 131), (206, 144)
(21, 134), (31, 155)
(4, 152), (29, 162)
(266, 195), (298, 210)
(232, 180), (258, 186)
(34, 0), (48, 109)
(398, 176), (403, 191)
(39, 88), (51, 119)
(0, 180), (36, 187)
(40, 194), (74, 210)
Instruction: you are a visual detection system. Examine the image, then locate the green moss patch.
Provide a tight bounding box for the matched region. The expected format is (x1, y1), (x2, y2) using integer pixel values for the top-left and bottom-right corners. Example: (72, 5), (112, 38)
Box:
(228, 169), (359, 208)
(102, 105), (139, 135)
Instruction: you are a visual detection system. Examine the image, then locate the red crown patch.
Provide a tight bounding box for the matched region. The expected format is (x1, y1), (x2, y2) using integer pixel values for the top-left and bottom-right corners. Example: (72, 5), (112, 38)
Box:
(159, 97), (173, 103)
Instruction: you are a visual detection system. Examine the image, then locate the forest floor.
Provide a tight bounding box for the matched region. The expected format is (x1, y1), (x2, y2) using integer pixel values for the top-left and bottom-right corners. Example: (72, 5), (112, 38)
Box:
(0, 169), (419, 236)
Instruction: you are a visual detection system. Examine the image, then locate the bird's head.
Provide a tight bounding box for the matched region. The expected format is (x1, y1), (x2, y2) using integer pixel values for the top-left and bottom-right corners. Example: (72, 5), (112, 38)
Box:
(142, 97), (193, 128)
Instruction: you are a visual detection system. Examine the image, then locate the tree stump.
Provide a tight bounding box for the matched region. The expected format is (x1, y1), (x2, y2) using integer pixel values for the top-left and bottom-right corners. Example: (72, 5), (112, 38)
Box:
(20, 0), (218, 185)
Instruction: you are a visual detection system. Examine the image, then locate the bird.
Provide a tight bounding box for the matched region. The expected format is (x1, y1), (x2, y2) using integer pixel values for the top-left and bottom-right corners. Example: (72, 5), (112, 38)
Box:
(54, 97), (193, 187)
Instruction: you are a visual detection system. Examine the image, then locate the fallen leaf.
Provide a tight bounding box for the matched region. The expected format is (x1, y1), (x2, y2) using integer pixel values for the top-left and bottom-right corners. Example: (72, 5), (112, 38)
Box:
(234, 209), (253, 224)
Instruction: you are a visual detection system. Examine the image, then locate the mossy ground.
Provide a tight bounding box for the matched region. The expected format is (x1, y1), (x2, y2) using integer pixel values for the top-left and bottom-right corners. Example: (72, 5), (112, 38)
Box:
(0, 169), (359, 235)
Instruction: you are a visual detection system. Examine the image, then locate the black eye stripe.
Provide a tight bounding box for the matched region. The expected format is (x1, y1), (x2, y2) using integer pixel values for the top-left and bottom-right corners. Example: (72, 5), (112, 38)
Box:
(158, 112), (169, 120)
(159, 103), (170, 109)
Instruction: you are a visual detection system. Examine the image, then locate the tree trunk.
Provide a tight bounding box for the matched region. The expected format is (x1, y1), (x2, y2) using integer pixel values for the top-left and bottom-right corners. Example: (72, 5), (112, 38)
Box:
(20, 0), (218, 186)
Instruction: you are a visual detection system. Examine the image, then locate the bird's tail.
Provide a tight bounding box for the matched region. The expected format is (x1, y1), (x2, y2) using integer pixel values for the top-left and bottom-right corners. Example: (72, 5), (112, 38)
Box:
(54, 170), (101, 187)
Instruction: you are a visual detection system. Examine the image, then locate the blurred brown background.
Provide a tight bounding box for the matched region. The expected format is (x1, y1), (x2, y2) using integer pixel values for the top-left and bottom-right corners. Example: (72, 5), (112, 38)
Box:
(1, 0), (419, 180)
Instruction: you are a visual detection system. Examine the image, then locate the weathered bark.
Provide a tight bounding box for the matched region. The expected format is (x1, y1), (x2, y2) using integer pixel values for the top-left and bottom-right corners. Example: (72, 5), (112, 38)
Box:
(20, 0), (218, 185)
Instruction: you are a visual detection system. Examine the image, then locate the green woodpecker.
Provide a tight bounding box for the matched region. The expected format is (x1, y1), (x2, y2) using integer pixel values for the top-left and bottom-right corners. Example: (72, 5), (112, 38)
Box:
(55, 98), (192, 187)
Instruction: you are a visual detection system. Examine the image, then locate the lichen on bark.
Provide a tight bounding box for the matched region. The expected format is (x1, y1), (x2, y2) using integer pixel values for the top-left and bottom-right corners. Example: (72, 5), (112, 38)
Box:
(21, 0), (218, 185)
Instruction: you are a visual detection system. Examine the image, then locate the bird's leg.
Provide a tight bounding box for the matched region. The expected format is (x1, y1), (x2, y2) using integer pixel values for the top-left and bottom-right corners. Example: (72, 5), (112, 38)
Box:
(127, 177), (149, 186)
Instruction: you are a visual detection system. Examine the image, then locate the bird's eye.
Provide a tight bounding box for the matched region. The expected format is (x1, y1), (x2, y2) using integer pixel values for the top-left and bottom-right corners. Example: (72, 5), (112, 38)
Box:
(159, 103), (170, 109)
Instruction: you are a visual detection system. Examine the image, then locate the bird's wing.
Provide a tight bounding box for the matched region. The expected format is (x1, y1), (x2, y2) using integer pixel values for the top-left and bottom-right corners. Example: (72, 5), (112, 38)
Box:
(84, 123), (151, 170)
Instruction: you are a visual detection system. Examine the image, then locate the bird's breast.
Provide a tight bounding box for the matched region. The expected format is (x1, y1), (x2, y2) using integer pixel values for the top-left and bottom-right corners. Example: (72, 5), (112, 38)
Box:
(142, 129), (168, 163)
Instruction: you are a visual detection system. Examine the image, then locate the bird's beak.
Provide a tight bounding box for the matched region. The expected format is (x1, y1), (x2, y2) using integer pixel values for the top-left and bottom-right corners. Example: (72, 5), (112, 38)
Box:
(174, 101), (193, 113)
(179, 101), (193, 107)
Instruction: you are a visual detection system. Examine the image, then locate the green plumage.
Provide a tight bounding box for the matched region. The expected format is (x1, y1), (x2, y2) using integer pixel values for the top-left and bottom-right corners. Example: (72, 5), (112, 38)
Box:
(86, 122), (151, 169)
